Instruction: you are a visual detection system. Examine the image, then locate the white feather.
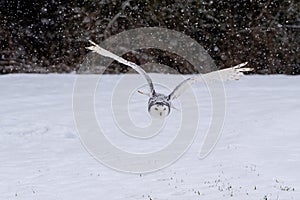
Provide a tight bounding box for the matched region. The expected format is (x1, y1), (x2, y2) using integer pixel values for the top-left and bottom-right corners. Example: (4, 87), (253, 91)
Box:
(86, 40), (253, 102)
(168, 63), (253, 100)
(86, 40), (155, 96)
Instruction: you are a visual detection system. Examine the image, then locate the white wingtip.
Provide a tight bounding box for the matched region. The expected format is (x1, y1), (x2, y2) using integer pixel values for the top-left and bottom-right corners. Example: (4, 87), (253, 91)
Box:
(88, 40), (97, 46)
(238, 67), (254, 72)
(233, 62), (248, 69)
(233, 62), (254, 74)
(85, 46), (94, 51)
(86, 40), (98, 51)
(85, 40), (116, 60)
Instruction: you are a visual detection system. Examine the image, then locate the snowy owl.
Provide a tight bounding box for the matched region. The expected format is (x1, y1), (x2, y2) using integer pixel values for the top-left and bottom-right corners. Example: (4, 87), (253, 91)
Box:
(86, 40), (252, 118)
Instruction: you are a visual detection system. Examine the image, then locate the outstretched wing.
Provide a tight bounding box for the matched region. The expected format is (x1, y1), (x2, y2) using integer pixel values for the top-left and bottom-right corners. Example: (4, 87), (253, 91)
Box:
(86, 40), (155, 96)
(168, 62), (253, 100)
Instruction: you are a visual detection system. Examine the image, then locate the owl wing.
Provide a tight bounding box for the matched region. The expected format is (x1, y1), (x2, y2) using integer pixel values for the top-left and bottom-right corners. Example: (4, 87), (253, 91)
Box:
(86, 40), (155, 97)
(168, 62), (253, 100)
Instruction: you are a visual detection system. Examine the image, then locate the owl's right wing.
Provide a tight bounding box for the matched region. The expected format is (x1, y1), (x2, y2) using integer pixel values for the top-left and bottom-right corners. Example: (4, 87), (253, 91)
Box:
(168, 62), (253, 100)
(86, 40), (155, 97)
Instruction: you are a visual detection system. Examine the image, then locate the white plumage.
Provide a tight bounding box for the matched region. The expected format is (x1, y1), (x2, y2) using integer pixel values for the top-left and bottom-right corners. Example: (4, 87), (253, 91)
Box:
(86, 40), (253, 118)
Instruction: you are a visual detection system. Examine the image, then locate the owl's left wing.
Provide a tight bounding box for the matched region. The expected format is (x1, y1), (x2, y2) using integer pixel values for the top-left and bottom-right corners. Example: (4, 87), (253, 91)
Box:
(86, 40), (156, 97)
(168, 62), (253, 100)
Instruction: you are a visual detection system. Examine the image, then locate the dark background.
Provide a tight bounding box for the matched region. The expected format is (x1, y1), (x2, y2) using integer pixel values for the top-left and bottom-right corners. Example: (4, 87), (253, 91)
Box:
(0, 0), (299, 74)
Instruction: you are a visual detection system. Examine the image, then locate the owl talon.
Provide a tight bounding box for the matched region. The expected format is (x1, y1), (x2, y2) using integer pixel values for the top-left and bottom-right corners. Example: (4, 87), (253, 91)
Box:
(171, 104), (180, 111)
(138, 90), (150, 97)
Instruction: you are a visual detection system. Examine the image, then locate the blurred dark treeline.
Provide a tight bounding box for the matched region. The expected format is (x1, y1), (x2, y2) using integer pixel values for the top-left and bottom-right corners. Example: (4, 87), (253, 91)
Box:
(0, 0), (299, 74)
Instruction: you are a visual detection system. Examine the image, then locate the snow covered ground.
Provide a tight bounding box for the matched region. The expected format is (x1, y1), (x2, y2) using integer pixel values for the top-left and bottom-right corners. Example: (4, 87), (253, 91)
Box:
(0, 74), (299, 200)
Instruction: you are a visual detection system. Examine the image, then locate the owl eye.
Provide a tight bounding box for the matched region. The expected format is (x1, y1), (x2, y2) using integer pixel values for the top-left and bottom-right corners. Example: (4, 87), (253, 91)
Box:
(163, 108), (166, 111)
(154, 107), (158, 110)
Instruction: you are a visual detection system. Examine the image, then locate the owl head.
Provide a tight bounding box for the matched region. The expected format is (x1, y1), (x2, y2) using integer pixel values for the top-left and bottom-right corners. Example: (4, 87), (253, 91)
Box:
(148, 101), (170, 118)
